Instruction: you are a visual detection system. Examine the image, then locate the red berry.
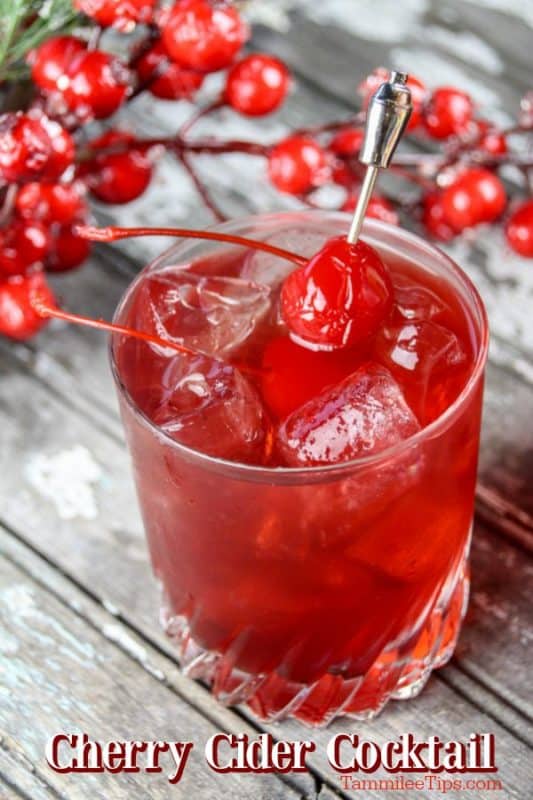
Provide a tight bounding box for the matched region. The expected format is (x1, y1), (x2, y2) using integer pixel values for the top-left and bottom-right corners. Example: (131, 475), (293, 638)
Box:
(329, 128), (364, 156)
(268, 136), (328, 195)
(162, 0), (248, 73)
(0, 272), (56, 341)
(342, 193), (399, 226)
(473, 119), (507, 155)
(0, 112), (52, 182)
(136, 41), (204, 99)
(0, 221), (51, 278)
(421, 192), (456, 242)
(442, 168), (506, 230)
(80, 130), (153, 204)
(39, 116), (76, 180)
(62, 50), (131, 119)
(281, 236), (393, 350)
(358, 68), (427, 131)
(423, 87), (474, 139)
(16, 182), (86, 225)
(47, 225), (92, 272)
(27, 36), (86, 92)
(225, 54), (290, 116)
(505, 199), (533, 257)
(261, 335), (359, 419)
(74, 0), (155, 30)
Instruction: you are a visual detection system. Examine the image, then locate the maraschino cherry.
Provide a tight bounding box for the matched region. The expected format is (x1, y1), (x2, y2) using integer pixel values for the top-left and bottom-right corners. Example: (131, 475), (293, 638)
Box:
(280, 71), (411, 352)
(281, 236), (393, 350)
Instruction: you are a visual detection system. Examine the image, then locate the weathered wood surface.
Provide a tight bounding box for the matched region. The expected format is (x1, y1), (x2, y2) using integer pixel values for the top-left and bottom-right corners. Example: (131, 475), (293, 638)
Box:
(0, 533), (307, 800)
(1, 1), (533, 798)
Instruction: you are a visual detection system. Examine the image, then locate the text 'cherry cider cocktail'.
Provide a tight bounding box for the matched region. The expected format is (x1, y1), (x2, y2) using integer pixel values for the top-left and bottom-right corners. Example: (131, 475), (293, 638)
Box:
(111, 212), (488, 726)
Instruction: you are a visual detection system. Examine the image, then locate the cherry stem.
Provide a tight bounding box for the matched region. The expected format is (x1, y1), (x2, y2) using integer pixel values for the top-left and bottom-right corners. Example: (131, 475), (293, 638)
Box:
(75, 225), (307, 266)
(31, 298), (266, 377)
(32, 299), (194, 356)
(179, 99), (225, 139)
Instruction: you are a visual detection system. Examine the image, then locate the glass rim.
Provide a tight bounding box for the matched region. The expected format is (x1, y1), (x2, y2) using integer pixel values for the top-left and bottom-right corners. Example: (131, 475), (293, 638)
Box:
(110, 211), (490, 486)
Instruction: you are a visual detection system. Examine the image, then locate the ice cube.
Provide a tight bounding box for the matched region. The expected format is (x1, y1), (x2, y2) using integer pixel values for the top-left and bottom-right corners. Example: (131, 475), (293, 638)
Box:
(392, 273), (449, 322)
(132, 267), (271, 356)
(374, 320), (468, 423)
(152, 353), (271, 464)
(277, 363), (421, 467)
(241, 226), (332, 288)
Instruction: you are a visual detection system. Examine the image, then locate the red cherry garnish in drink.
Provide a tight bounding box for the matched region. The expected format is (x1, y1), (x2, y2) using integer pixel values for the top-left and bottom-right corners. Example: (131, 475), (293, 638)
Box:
(62, 50), (131, 119)
(423, 87), (474, 139)
(47, 225), (92, 272)
(225, 54), (290, 116)
(27, 36), (86, 92)
(442, 168), (506, 230)
(161, 0), (248, 73)
(505, 199), (533, 257)
(268, 136), (329, 195)
(74, 0), (155, 29)
(136, 41), (205, 100)
(16, 182), (87, 225)
(0, 272), (56, 341)
(281, 236), (393, 350)
(79, 130), (153, 204)
(0, 221), (51, 278)
(0, 112), (52, 182)
(261, 335), (360, 419)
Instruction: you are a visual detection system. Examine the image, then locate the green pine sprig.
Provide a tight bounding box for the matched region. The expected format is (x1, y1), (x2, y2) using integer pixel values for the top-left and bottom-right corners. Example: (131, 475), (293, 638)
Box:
(0, 0), (81, 82)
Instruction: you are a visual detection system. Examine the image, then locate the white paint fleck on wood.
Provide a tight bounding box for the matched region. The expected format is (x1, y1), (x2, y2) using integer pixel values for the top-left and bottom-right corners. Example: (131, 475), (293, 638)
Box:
(25, 445), (102, 521)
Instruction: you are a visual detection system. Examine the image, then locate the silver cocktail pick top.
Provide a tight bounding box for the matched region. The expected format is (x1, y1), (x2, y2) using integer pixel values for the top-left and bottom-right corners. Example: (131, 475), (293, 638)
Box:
(347, 71), (413, 244)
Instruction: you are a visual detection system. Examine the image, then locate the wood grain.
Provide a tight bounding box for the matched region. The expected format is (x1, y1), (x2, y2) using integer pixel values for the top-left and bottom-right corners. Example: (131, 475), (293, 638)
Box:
(0, 543), (306, 800)
(2, 3), (533, 797)
(1, 520), (531, 800)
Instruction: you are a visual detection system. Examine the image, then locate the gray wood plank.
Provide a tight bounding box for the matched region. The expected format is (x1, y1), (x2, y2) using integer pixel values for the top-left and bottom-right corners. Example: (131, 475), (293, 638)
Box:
(0, 548), (305, 800)
(1, 512), (531, 800)
(0, 742), (64, 800)
(0, 344), (531, 795)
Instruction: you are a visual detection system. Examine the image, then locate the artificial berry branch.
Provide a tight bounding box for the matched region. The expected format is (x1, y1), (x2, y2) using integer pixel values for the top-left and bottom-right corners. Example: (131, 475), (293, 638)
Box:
(0, 0), (532, 343)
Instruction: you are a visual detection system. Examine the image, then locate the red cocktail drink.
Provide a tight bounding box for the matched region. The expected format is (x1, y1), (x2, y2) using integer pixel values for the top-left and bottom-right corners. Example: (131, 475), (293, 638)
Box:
(111, 212), (488, 725)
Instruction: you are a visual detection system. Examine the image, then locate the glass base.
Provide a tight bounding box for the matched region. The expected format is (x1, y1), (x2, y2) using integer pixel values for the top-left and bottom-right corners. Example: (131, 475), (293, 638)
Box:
(160, 541), (470, 728)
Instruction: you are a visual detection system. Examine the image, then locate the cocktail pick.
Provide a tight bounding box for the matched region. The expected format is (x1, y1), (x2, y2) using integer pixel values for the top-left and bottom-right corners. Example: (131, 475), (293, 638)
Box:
(347, 71), (413, 244)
